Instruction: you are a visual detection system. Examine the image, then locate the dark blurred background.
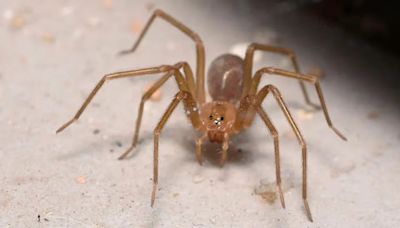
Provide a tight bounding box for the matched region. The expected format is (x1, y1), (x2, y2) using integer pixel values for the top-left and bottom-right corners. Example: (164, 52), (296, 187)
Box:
(229, 0), (400, 101)
(309, 0), (400, 56)
(243, 0), (400, 57)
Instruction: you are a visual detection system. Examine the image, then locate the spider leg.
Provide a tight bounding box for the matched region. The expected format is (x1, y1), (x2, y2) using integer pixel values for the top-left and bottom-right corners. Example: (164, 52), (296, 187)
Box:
(195, 133), (207, 165)
(119, 9), (206, 103)
(233, 93), (255, 131)
(152, 91), (194, 207)
(195, 133), (229, 167)
(119, 62), (199, 160)
(255, 84), (313, 222)
(56, 66), (172, 133)
(250, 67), (347, 141)
(242, 43), (319, 109)
(118, 72), (172, 160)
(56, 64), (202, 158)
(256, 106), (285, 209)
(219, 133), (229, 167)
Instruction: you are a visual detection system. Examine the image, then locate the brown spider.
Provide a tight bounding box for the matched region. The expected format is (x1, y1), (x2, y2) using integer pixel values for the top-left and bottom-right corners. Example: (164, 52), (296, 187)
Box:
(56, 9), (347, 222)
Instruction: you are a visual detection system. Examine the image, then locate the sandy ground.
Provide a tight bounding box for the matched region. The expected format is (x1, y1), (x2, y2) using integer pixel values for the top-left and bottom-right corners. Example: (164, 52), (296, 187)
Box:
(1, 0), (400, 227)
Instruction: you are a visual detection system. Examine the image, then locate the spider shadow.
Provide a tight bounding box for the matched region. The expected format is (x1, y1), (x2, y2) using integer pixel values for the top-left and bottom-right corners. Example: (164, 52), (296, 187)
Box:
(55, 123), (294, 227)
(177, 128), (271, 168)
(282, 99), (351, 175)
(308, 135), (351, 178)
(55, 131), (151, 161)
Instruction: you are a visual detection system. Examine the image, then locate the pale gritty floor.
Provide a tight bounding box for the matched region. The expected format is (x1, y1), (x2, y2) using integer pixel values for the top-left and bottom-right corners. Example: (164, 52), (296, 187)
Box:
(0, 1), (399, 227)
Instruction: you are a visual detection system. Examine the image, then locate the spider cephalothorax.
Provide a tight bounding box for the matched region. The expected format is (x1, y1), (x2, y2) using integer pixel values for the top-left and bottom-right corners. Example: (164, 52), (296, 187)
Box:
(57, 9), (347, 222)
(200, 101), (237, 143)
(197, 53), (243, 142)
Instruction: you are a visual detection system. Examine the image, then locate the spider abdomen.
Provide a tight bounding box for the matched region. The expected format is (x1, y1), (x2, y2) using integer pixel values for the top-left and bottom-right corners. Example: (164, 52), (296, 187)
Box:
(207, 54), (244, 103)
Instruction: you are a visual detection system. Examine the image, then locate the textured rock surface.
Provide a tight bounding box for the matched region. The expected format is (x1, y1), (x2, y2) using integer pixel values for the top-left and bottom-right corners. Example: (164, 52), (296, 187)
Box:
(0, 0), (399, 227)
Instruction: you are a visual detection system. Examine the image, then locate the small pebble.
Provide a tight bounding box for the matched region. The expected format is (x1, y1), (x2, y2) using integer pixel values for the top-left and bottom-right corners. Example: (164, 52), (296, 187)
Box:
(75, 176), (86, 184)
(40, 32), (55, 43)
(131, 20), (142, 34)
(296, 109), (314, 121)
(93, 129), (100, 135)
(209, 217), (216, 224)
(115, 141), (123, 147)
(9, 15), (26, 29)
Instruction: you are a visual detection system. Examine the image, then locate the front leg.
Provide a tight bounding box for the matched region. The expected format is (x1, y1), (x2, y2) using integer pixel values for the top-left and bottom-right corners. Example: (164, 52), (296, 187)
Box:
(195, 133), (207, 165)
(118, 62), (197, 160)
(151, 91), (195, 207)
(56, 65), (174, 134)
(219, 133), (229, 167)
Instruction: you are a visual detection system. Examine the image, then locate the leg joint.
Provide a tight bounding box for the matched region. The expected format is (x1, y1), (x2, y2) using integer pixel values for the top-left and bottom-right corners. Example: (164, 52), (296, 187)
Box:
(270, 130), (279, 139)
(173, 62), (186, 69)
(154, 129), (161, 137)
(300, 141), (307, 150)
(153, 9), (165, 16)
(258, 67), (277, 75)
(159, 65), (175, 72)
(246, 43), (257, 56)
(140, 95), (148, 103)
(175, 90), (188, 100)
(192, 33), (203, 43)
(266, 84), (282, 96)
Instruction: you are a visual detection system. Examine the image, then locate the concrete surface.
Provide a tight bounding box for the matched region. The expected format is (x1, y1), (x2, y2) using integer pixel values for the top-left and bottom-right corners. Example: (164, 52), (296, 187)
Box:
(0, 0), (399, 227)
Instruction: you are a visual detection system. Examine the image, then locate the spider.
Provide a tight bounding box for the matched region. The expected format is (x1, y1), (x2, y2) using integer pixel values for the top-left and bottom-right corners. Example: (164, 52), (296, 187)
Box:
(56, 9), (347, 222)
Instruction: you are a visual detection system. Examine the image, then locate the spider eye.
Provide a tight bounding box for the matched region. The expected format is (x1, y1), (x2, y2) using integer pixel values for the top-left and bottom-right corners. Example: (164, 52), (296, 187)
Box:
(209, 115), (213, 120)
(214, 120), (221, 125)
(220, 116), (224, 121)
